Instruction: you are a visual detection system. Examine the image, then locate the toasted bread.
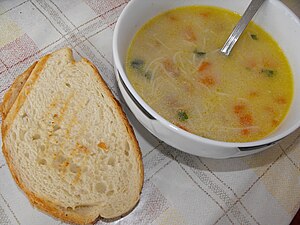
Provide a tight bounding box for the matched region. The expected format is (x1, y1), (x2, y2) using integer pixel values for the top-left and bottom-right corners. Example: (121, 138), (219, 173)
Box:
(1, 48), (144, 224)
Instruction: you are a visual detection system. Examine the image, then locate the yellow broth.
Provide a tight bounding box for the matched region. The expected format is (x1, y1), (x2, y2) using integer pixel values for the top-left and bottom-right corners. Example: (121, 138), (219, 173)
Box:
(126, 6), (293, 142)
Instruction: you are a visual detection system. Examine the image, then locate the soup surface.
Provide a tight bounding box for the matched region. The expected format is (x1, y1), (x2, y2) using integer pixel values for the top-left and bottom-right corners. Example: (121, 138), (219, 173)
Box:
(126, 6), (293, 142)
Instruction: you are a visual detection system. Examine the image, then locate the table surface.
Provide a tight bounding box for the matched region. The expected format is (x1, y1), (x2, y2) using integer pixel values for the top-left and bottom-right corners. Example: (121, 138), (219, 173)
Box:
(281, 0), (300, 17)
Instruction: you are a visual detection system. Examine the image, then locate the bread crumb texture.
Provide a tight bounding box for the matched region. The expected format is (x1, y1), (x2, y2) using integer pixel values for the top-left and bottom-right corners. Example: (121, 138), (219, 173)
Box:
(2, 48), (143, 224)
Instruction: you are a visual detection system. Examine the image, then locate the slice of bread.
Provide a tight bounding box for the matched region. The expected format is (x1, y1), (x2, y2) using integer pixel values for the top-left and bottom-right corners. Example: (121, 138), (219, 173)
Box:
(1, 48), (144, 224)
(0, 62), (36, 120)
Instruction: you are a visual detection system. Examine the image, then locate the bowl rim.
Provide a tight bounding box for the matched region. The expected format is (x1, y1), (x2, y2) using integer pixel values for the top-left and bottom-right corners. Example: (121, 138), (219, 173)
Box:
(112, 0), (300, 148)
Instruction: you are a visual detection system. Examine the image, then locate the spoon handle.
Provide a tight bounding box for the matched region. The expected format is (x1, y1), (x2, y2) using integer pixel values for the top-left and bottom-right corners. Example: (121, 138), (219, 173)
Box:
(220, 0), (266, 56)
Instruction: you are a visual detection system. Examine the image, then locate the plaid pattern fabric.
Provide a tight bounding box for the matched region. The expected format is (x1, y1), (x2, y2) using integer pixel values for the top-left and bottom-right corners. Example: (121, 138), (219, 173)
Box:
(0, 1), (299, 224)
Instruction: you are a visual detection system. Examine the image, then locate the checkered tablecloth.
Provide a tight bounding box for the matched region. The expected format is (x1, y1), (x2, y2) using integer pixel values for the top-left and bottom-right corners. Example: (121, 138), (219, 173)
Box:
(0, 0), (300, 225)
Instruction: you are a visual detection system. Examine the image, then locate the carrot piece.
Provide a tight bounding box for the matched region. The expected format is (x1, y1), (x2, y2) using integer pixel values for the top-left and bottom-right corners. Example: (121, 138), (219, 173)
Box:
(199, 74), (216, 87)
(199, 12), (210, 18)
(264, 106), (275, 115)
(245, 58), (257, 69)
(239, 114), (253, 126)
(241, 128), (250, 135)
(249, 91), (258, 97)
(263, 58), (277, 68)
(272, 119), (280, 127)
(248, 60), (257, 68)
(168, 14), (178, 21)
(198, 61), (211, 72)
(234, 104), (246, 114)
(275, 97), (287, 104)
(184, 26), (197, 42)
(162, 59), (179, 76)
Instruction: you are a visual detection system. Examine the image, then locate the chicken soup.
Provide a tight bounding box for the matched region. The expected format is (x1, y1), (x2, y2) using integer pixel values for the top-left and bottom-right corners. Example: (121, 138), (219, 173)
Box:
(126, 6), (293, 142)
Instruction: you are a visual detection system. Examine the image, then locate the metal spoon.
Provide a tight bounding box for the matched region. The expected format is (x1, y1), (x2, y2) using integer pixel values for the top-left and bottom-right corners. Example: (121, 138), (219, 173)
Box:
(220, 0), (266, 56)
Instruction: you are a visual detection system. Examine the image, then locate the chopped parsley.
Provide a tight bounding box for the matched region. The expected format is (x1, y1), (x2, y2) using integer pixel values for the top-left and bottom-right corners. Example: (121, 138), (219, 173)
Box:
(250, 34), (258, 40)
(131, 59), (144, 70)
(144, 71), (152, 80)
(193, 49), (206, 57)
(177, 110), (188, 122)
(130, 59), (152, 80)
(261, 69), (276, 77)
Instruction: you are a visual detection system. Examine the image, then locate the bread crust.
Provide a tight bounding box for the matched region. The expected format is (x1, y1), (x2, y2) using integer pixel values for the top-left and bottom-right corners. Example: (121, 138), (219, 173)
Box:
(0, 62), (37, 120)
(1, 48), (144, 225)
(2, 55), (50, 137)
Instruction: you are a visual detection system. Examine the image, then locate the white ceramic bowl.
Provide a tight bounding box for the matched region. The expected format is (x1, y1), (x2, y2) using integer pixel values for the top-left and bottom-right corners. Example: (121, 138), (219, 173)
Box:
(113, 0), (300, 158)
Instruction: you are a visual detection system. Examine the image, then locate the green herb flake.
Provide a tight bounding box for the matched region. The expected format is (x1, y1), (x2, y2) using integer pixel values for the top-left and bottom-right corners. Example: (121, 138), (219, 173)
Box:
(131, 59), (144, 70)
(250, 34), (258, 40)
(193, 49), (206, 57)
(177, 110), (188, 122)
(144, 71), (152, 80)
(261, 69), (276, 77)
